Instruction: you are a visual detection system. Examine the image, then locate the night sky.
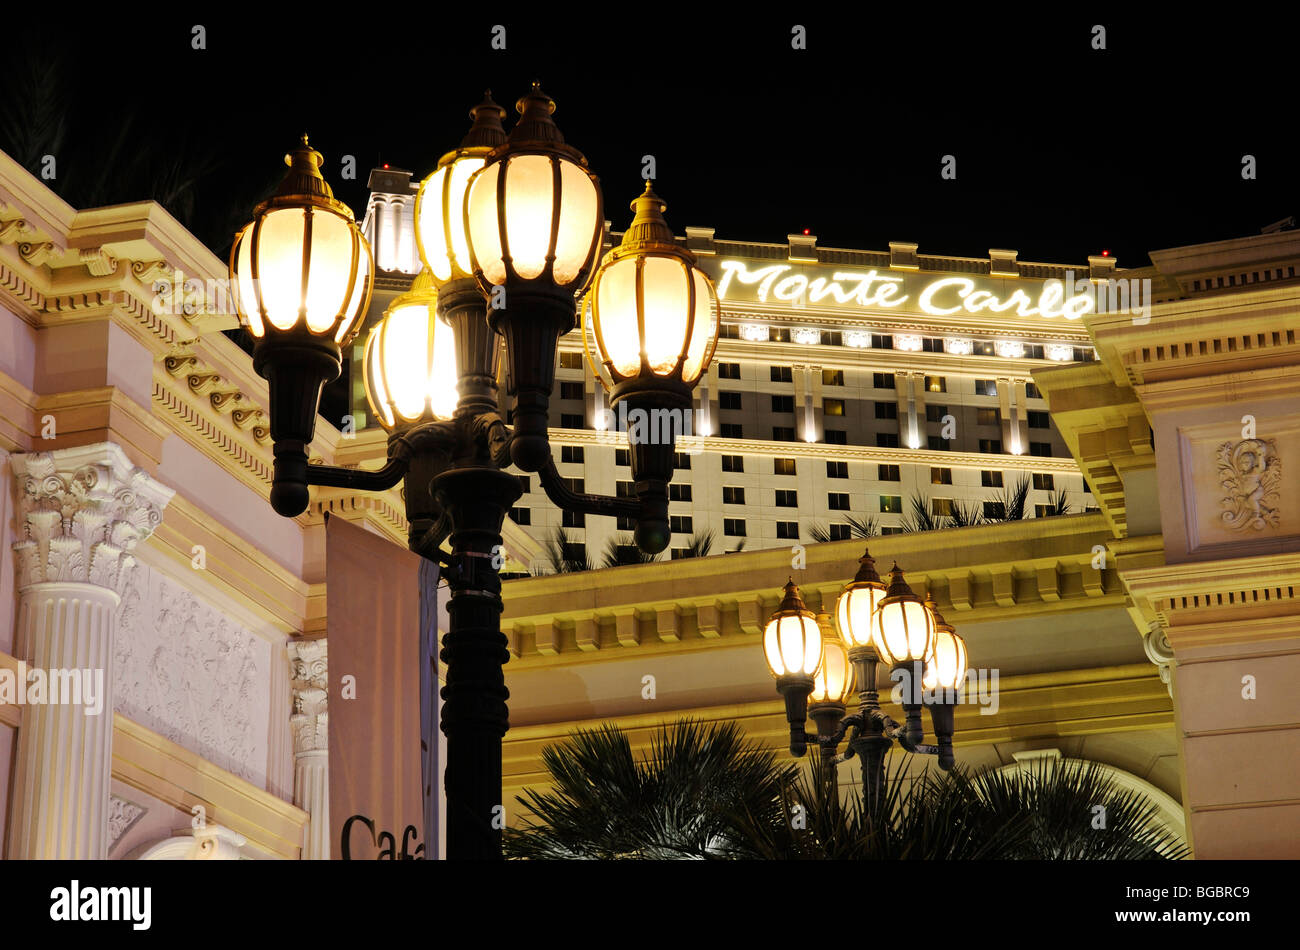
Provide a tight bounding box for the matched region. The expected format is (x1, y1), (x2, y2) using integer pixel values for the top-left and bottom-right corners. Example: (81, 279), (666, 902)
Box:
(2, 10), (1296, 269)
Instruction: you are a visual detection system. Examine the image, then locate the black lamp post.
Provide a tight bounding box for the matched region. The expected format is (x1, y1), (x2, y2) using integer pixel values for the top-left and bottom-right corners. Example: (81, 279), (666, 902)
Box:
(764, 551), (969, 812)
(230, 87), (719, 859)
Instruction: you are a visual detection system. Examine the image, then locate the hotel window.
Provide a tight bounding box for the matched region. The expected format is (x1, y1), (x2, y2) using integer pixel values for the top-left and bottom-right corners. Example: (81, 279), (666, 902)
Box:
(876, 432), (899, 448)
(925, 404), (948, 423)
(829, 523), (852, 541)
(721, 454), (744, 472)
(723, 486), (746, 505)
(770, 328), (791, 343)
(981, 470), (1004, 488)
(773, 426), (797, 442)
(508, 507), (530, 525)
(670, 515), (693, 534)
(932, 498), (954, 517)
(718, 324), (740, 340)
(1028, 410), (1050, 429)
(826, 430), (847, 445)
(718, 362), (741, 379)
(616, 448), (630, 466)
(1025, 382), (1042, 399)
(1074, 347), (1094, 362)
(975, 379), (998, 396)
(880, 495), (903, 514)
(1034, 504), (1057, 518)
(561, 413), (584, 429)
(827, 460), (848, 478)
(670, 548), (691, 560)
(931, 467), (952, 485)
(1024, 344), (1044, 359)
(561, 445), (584, 463)
(616, 480), (634, 498)
(925, 375), (947, 393)
(774, 457), (797, 476)
(720, 391), (743, 410)
(517, 475), (530, 493)
(724, 518), (746, 537)
(563, 509), (586, 528)
(873, 372), (895, 389)
(880, 526), (905, 536)
(823, 368), (845, 386)
(922, 337), (945, 353)
(776, 521), (799, 540)
(563, 477), (584, 493)
(1033, 473), (1055, 491)
(670, 484), (692, 502)
(824, 331), (843, 346)
(878, 464), (900, 481)
(771, 366), (793, 383)
(927, 436), (948, 451)
(979, 438), (1003, 454)
(775, 489), (798, 507)
(559, 351), (583, 369)
(721, 423), (744, 439)
(875, 402), (898, 419)
(674, 452), (692, 469)
(823, 398), (845, 416)
(872, 334), (893, 349)
(1030, 442), (1052, 457)
(560, 381), (584, 400)
(974, 341), (996, 356)
(617, 514), (636, 531)
(983, 501), (1005, 519)
(772, 395), (795, 413)
(828, 492), (851, 510)
(977, 408), (1000, 426)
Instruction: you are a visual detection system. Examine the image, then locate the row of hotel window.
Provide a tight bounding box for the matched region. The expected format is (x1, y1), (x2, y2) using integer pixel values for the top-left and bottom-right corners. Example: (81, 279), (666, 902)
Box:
(558, 362), (1044, 399)
(712, 327), (1095, 360)
(716, 392), (1051, 426)
(549, 447), (1062, 478)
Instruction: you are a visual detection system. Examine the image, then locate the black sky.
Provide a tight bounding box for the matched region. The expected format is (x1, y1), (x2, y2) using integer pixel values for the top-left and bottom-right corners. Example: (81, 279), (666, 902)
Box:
(4, 9), (1297, 269)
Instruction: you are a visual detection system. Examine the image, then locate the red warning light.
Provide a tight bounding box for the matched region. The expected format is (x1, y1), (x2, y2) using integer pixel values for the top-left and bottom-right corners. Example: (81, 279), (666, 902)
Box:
(803, 228), (811, 236)
(1101, 249), (1110, 257)
(383, 163), (390, 169)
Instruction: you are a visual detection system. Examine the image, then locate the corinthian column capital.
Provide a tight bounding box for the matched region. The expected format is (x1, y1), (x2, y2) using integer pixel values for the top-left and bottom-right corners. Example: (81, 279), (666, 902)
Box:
(289, 637), (328, 755)
(11, 442), (175, 595)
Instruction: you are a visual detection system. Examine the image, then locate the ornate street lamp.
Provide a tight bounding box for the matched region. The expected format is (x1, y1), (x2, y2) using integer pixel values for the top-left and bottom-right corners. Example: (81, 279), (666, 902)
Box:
(761, 579), (823, 757)
(230, 88), (715, 860)
(764, 550), (970, 810)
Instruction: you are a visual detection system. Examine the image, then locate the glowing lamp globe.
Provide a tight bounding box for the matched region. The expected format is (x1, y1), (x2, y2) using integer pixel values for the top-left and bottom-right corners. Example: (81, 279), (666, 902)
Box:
(362, 269), (458, 430)
(584, 182), (719, 404)
(922, 596), (969, 691)
(873, 563), (935, 666)
(835, 548), (888, 650)
(810, 636), (855, 707)
(230, 136), (372, 350)
(414, 93), (507, 286)
(762, 579), (823, 680)
(464, 84), (603, 294)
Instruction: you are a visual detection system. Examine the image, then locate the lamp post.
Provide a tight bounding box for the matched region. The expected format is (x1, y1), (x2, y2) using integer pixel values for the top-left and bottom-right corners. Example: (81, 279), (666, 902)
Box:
(761, 549), (969, 812)
(230, 87), (719, 859)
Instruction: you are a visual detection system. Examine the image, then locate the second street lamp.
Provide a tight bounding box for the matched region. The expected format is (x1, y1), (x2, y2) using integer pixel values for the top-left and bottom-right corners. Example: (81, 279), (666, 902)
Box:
(229, 87), (718, 859)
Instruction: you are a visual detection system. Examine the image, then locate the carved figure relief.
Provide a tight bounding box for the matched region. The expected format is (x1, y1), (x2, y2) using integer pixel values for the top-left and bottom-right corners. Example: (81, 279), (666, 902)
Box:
(1217, 438), (1280, 531)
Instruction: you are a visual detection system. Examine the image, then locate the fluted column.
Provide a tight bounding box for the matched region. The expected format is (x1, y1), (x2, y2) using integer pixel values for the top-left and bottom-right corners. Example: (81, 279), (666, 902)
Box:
(289, 637), (329, 859)
(7, 443), (173, 859)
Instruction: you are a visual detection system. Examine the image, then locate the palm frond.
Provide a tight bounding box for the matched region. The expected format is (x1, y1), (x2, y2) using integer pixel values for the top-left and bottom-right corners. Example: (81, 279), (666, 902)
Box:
(601, 533), (660, 568)
(989, 475), (1031, 522)
(531, 526), (593, 575)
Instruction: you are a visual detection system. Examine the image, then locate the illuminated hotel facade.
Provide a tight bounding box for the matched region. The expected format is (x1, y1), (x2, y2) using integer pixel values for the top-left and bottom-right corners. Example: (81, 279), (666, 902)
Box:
(358, 170), (1127, 566)
(0, 149), (1295, 860)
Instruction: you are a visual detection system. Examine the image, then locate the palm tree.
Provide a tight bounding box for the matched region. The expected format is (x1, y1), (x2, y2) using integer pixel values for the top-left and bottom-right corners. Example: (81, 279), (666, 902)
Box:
(503, 720), (797, 859)
(601, 533), (661, 568)
(988, 475), (1032, 522)
(808, 515), (879, 543)
(948, 499), (985, 528)
(675, 529), (716, 559)
(902, 492), (947, 533)
(1038, 488), (1072, 518)
(531, 526), (593, 575)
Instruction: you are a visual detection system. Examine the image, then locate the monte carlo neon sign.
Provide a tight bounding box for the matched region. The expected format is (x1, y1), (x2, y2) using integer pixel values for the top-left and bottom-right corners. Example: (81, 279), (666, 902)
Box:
(713, 260), (1096, 320)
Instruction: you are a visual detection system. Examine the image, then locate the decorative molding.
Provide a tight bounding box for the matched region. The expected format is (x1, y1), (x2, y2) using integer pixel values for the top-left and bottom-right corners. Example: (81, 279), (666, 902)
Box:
(79, 247), (119, 277)
(132, 824), (248, 860)
(1141, 621), (1175, 696)
(108, 795), (147, 848)
(289, 638), (328, 755)
(0, 217), (32, 244)
(18, 241), (57, 267)
(115, 557), (271, 787)
(10, 442), (174, 593)
(1217, 438), (1281, 531)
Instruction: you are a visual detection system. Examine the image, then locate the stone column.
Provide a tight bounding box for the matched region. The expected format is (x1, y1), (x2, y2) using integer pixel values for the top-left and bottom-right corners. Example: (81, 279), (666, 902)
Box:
(289, 637), (329, 859)
(7, 443), (173, 859)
